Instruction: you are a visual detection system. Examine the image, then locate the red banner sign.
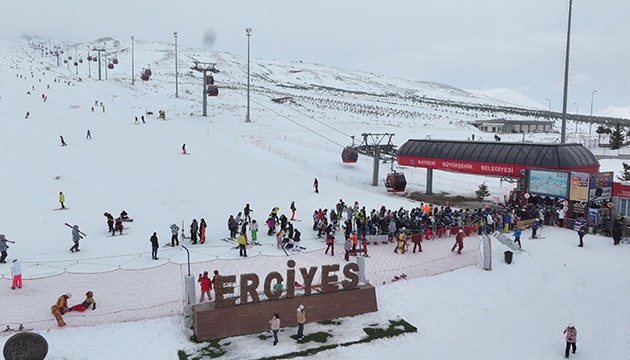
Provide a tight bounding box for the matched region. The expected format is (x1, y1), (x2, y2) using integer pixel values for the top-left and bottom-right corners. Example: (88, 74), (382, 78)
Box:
(397, 156), (599, 178)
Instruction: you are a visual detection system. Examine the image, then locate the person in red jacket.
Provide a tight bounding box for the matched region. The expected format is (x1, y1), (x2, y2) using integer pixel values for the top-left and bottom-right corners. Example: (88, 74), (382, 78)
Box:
(563, 324), (577, 358)
(452, 229), (465, 254)
(69, 291), (96, 312)
(198, 271), (212, 302)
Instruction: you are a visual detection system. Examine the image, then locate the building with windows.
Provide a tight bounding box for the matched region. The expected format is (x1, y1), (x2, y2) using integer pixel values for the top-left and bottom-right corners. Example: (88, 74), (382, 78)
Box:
(470, 119), (554, 133)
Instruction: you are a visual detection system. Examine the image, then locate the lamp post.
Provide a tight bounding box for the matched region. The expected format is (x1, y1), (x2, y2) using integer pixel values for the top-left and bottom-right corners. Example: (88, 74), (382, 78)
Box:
(246, 28), (252, 123)
(131, 36), (135, 85)
(545, 98), (551, 111)
(560, 0), (574, 143)
(589, 90), (597, 134)
(174, 32), (178, 98)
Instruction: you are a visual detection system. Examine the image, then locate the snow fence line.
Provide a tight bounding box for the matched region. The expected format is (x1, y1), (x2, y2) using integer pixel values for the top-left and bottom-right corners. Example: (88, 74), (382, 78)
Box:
(0, 237), (480, 331)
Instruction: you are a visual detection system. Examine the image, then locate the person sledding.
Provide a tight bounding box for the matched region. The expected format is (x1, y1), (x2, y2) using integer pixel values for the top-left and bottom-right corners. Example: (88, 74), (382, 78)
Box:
(69, 291), (96, 312)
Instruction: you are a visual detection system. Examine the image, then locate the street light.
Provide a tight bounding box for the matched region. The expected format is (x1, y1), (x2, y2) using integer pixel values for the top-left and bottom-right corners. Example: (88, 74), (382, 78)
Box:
(131, 36), (135, 85)
(545, 98), (551, 111)
(573, 102), (579, 133)
(589, 90), (598, 134)
(246, 28), (252, 123)
(174, 32), (178, 98)
(560, 0), (574, 143)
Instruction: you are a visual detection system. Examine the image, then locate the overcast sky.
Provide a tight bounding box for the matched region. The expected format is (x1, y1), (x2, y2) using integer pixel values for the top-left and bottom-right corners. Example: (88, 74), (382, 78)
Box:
(4, 0), (629, 116)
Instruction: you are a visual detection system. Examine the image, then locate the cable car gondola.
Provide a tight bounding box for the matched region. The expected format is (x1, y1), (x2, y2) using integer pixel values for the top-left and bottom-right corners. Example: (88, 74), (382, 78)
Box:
(140, 73), (150, 81)
(73, 61), (78, 66)
(385, 171), (407, 192)
(207, 85), (219, 96)
(341, 147), (358, 163)
(107, 63), (114, 69)
(112, 58), (118, 65)
(87, 55), (93, 61)
(92, 57), (97, 62)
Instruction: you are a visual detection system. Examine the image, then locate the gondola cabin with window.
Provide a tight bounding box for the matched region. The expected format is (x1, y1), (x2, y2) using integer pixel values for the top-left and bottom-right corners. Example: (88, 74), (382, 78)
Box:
(385, 172), (407, 192)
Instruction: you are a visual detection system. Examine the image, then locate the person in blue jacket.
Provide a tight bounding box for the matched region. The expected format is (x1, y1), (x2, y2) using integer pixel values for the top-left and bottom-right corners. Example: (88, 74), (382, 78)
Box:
(513, 227), (522, 248)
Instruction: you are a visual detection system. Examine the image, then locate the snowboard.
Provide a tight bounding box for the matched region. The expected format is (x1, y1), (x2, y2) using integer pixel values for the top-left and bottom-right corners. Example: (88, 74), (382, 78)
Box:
(120, 218), (134, 222)
(64, 223), (87, 237)
(53, 208), (69, 211)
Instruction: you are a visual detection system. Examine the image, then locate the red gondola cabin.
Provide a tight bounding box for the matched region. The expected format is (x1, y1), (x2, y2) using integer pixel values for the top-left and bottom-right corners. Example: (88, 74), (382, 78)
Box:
(385, 172), (407, 192)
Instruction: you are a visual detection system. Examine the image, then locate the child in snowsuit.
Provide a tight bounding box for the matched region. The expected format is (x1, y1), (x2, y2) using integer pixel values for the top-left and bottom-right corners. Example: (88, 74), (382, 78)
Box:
(513, 227), (522, 248)
(11, 259), (22, 289)
(69, 291), (96, 312)
(251, 220), (258, 244)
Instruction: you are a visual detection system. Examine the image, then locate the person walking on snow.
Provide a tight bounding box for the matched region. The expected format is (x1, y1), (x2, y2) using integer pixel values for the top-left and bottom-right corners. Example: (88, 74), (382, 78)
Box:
(531, 218), (541, 239)
(198, 271), (212, 302)
(313, 178), (319, 193)
(59, 191), (66, 209)
(150, 232), (159, 260)
(244, 203), (253, 222)
(170, 223), (180, 246)
(86, 129), (91, 139)
(0, 234), (15, 263)
(296, 304), (306, 340)
(563, 324), (577, 358)
(182, 144), (186, 154)
(270, 313), (281, 345)
(11, 259), (22, 290)
(69, 225), (82, 253)
(60, 135), (67, 146)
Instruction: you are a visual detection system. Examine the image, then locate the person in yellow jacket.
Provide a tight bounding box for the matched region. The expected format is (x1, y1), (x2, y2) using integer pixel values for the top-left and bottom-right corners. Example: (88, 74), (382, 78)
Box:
(59, 191), (65, 209)
(237, 233), (247, 257)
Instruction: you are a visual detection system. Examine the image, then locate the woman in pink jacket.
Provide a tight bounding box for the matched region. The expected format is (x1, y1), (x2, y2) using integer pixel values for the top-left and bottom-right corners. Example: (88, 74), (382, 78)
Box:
(563, 324), (577, 358)
(269, 313), (280, 345)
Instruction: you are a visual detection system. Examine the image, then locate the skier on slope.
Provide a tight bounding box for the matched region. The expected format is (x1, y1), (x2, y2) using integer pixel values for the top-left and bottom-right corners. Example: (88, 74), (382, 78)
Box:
(104, 212), (115, 234)
(114, 217), (124, 235)
(290, 201), (297, 221)
(243, 203), (253, 222)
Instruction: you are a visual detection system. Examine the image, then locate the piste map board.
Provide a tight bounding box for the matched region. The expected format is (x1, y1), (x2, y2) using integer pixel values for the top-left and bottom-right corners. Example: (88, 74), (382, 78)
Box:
(526, 169), (570, 198)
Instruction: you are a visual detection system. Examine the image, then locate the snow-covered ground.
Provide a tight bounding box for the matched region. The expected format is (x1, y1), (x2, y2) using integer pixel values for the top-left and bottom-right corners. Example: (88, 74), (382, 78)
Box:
(0, 36), (629, 359)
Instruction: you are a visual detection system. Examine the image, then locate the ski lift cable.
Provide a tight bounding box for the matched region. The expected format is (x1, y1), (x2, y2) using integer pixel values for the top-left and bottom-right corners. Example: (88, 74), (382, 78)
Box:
(218, 70), (353, 144)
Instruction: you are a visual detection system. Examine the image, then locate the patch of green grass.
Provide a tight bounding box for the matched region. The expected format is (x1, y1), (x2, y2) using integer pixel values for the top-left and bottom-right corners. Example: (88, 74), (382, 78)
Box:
(180, 318), (416, 360)
(318, 319), (341, 326)
(179, 339), (228, 360)
(363, 319), (417, 339)
(289, 332), (332, 344)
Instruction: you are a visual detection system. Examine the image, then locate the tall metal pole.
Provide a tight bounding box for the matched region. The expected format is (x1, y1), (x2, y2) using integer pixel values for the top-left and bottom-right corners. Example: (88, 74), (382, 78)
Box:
(589, 90), (597, 134)
(560, 0), (573, 143)
(131, 36), (135, 85)
(246, 28), (252, 123)
(174, 32), (178, 98)
(66, 46), (70, 69)
(202, 71), (208, 116)
(545, 97), (551, 111)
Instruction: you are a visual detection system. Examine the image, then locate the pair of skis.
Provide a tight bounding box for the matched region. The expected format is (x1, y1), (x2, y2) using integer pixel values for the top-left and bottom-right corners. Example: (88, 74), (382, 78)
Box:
(64, 223), (87, 237)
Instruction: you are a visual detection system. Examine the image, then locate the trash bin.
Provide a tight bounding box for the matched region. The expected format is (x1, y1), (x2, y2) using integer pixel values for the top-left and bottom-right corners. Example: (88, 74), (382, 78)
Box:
(504, 250), (513, 264)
